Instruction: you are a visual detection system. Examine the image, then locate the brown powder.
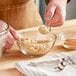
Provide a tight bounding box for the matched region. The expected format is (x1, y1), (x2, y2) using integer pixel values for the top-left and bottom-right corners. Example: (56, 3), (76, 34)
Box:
(63, 39), (76, 49)
(38, 25), (51, 34)
(18, 38), (52, 56)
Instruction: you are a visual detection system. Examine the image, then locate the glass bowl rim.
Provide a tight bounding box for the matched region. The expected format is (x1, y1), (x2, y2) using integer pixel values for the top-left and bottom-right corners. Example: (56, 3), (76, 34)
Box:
(16, 32), (57, 44)
(0, 20), (9, 35)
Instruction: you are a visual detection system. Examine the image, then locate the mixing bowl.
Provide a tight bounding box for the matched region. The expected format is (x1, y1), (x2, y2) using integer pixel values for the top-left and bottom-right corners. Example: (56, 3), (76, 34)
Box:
(17, 31), (57, 57)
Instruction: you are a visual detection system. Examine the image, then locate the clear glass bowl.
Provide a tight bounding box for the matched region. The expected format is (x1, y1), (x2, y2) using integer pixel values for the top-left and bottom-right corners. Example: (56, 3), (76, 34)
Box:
(59, 30), (76, 49)
(17, 32), (57, 57)
(0, 20), (9, 57)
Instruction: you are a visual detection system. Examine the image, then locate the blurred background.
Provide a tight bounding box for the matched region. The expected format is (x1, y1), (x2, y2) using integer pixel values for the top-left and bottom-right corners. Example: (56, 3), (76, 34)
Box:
(35, 0), (76, 23)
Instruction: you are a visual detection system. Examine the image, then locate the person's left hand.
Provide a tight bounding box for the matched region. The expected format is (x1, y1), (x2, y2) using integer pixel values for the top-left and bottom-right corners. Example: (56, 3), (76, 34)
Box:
(4, 27), (20, 51)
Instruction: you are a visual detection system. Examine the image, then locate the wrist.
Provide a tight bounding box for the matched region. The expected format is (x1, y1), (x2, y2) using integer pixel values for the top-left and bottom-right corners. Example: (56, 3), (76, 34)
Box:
(45, 0), (69, 5)
(49, 0), (68, 4)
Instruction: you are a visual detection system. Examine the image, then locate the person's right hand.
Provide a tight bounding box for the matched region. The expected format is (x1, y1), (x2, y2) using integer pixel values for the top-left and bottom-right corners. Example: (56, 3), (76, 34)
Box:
(4, 27), (20, 51)
(44, 0), (67, 27)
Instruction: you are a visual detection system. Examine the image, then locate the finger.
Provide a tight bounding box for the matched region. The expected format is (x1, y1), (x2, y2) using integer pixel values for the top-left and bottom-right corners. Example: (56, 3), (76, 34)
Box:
(4, 34), (14, 50)
(44, 2), (56, 19)
(49, 7), (64, 27)
(45, 7), (56, 25)
(45, 7), (56, 26)
(9, 27), (20, 40)
(44, 9), (48, 20)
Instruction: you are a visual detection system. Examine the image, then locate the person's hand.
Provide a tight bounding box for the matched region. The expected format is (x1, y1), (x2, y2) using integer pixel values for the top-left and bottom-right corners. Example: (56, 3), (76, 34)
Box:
(44, 0), (67, 27)
(4, 27), (20, 51)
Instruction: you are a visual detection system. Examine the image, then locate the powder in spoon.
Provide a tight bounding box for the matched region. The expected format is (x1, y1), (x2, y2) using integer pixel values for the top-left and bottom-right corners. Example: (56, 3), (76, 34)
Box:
(38, 25), (51, 34)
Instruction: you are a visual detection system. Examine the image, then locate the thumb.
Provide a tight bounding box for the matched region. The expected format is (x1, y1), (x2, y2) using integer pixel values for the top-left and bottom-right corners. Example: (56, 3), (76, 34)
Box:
(44, 5), (56, 25)
(9, 27), (20, 40)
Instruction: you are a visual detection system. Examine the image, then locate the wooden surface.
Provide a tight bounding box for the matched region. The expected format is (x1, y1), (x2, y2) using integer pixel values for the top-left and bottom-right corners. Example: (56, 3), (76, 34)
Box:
(0, 19), (76, 76)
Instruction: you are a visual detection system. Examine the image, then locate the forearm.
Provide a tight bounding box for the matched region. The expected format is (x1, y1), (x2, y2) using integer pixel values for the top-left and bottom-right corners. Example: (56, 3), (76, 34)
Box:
(45, 0), (70, 5)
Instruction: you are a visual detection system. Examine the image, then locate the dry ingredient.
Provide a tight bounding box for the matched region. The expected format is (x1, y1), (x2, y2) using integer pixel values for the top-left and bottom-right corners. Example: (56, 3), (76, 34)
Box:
(38, 25), (51, 34)
(63, 39), (76, 49)
(18, 38), (52, 56)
